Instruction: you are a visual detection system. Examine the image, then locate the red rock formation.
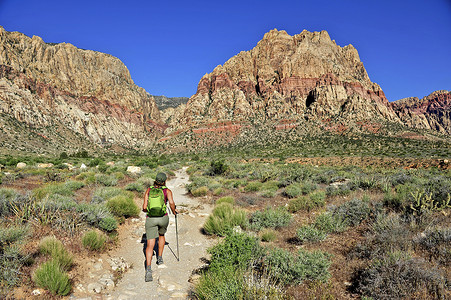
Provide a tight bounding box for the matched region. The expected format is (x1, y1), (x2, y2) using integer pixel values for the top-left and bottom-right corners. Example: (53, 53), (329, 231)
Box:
(180, 29), (398, 128)
(392, 90), (451, 135)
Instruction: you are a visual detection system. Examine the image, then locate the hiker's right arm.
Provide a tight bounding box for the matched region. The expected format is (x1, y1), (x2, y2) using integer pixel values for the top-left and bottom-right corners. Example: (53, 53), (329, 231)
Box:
(142, 188), (149, 212)
(166, 189), (178, 215)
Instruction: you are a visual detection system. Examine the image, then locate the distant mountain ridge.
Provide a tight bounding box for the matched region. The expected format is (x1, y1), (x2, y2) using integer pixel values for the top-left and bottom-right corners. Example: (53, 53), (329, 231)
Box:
(0, 27), (449, 154)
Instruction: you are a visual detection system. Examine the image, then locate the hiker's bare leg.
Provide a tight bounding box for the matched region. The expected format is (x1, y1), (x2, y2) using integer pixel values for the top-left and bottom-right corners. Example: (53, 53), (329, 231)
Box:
(158, 234), (165, 257)
(146, 239), (156, 266)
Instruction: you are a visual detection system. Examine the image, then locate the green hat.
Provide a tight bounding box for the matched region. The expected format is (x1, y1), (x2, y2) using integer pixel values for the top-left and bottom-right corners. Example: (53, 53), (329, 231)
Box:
(155, 172), (167, 184)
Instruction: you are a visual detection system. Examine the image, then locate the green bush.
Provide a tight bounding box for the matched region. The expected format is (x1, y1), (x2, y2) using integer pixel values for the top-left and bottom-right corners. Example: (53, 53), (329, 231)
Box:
(106, 193), (139, 218)
(265, 247), (331, 285)
(192, 186), (209, 197)
(249, 207), (292, 231)
(216, 196), (234, 205)
(260, 228), (277, 242)
(99, 216), (118, 232)
(0, 189), (20, 217)
(33, 259), (71, 296)
(95, 174), (118, 186)
(196, 266), (245, 300)
(313, 212), (347, 234)
(244, 181), (263, 192)
(209, 159), (229, 175)
(296, 225), (328, 243)
(357, 254), (448, 299)
(283, 183), (303, 198)
(204, 203), (247, 236)
(125, 182), (145, 193)
(38, 236), (73, 271)
(288, 191), (326, 213)
(212, 187), (224, 196)
(0, 244), (29, 288)
(0, 225), (29, 248)
(331, 198), (371, 227)
(92, 187), (124, 202)
(414, 227), (451, 264)
(82, 230), (107, 251)
(208, 232), (264, 271)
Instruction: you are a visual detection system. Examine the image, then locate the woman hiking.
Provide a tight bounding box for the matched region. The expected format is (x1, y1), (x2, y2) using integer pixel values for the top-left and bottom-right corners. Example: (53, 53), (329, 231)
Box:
(142, 172), (178, 282)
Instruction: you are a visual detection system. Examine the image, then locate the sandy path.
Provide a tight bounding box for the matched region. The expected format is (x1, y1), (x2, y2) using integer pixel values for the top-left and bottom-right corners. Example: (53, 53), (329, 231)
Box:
(72, 167), (214, 299)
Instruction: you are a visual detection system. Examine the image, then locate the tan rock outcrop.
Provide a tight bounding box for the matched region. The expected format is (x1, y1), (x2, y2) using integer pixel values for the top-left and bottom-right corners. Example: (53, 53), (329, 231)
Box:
(0, 27), (164, 152)
(180, 29), (398, 127)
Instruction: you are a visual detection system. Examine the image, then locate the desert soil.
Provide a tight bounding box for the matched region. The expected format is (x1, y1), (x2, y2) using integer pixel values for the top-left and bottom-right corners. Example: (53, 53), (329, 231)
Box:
(71, 167), (214, 299)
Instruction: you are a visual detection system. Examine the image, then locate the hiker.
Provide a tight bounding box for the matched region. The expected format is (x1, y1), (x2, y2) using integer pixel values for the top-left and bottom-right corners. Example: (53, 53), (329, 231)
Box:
(142, 172), (178, 282)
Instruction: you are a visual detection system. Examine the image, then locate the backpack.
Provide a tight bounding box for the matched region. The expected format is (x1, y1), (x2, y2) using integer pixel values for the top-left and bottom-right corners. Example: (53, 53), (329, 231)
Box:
(146, 186), (167, 217)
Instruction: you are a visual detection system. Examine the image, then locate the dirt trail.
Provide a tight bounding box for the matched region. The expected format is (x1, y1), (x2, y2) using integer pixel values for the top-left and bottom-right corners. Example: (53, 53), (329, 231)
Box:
(72, 167), (214, 299)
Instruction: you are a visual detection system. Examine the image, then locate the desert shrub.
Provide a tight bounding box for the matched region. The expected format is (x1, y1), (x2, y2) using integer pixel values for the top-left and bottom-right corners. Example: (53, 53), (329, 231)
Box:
(33, 183), (73, 200)
(260, 228), (277, 242)
(0, 225), (29, 249)
(244, 181), (263, 192)
(283, 183), (303, 198)
(82, 230), (107, 251)
(45, 194), (77, 211)
(216, 196), (234, 205)
(106, 193), (139, 218)
(325, 183), (352, 197)
(75, 171), (96, 183)
(77, 203), (117, 231)
(313, 212), (347, 234)
(261, 189), (276, 198)
(39, 236), (73, 271)
(125, 182), (145, 193)
(383, 183), (414, 211)
(192, 186), (209, 197)
(186, 176), (212, 193)
(92, 187), (124, 203)
(249, 207), (292, 231)
(356, 254), (448, 299)
(136, 176), (154, 189)
(222, 179), (246, 189)
(330, 198), (371, 227)
(212, 187), (224, 196)
(95, 174), (118, 186)
(352, 213), (413, 259)
(422, 175), (450, 205)
(0, 188), (20, 217)
(289, 191), (326, 213)
(204, 203), (247, 236)
(196, 265), (245, 299)
(236, 194), (263, 207)
(265, 247), (331, 285)
(414, 227), (451, 264)
(98, 216), (118, 232)
(207, 180), (222, 191)
(112, 171), (125, 180)
(0, 245), (29, 288)
(208, 232), (264, 271)
(208, 159), (229, 175)
(64, 180), (85, 191)
(296, 225), (328, 243)
(33, 259), (71, 296)
(261, 180), (279, 192)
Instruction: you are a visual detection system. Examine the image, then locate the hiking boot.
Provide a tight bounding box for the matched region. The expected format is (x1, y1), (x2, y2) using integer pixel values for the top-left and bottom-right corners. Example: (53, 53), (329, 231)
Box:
(156, 256), (164, 265)
(145, 266), (153, 282)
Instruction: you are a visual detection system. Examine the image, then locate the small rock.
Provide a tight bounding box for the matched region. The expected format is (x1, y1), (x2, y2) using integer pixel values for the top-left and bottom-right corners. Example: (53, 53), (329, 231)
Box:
(93, 263), (103, 271)
(80, 163), (88, 170)
(99, 278), (115, 289)
(31, 289), (42, 295)
(184, 242), (193, 246)
(188, 213), (196, 218)
(126, 166), (142, 174)
(16, 162), (27, 169)
(189, 274), (201, 285)
(87, 282), (103, 294)
(157, 264), (168, 269)
(76, 283), (86, 292)
(37, 163), (54, 168)
(107, 161), (115, 166)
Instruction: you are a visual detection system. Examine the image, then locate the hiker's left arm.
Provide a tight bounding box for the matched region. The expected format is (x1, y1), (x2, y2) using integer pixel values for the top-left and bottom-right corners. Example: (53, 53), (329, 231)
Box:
(166, 189), (178, 215)
(142, 188), (149, 212)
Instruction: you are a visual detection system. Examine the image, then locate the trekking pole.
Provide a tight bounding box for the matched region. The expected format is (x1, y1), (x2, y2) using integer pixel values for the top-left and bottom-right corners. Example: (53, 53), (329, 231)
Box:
(175, 214), (180, 261)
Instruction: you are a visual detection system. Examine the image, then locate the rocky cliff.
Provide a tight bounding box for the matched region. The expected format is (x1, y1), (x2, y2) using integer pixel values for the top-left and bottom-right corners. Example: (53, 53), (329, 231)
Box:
(0, 26), (163, 154)
(392, 90), (451, 135)
(180, 29), (398, 127)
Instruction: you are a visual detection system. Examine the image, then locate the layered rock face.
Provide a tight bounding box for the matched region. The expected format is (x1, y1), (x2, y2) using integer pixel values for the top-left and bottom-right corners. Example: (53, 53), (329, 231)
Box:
(392, 90), (451, 135)
(0, 27), (163, 153)
(180, 29), (398, 127)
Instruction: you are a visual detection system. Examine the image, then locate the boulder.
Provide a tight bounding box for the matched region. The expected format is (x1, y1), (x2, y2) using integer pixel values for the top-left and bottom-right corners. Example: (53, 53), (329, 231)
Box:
(16, 162), (27, 169)
(126, 166), (141, 174)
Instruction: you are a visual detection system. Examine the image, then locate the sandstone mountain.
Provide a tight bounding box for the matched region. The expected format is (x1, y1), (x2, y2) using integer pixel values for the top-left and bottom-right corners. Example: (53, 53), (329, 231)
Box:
(179, 29), (398, 128)
(392, 90), (451, 136)
(0, 26), (163, 154)
(153, 95), (189, 110)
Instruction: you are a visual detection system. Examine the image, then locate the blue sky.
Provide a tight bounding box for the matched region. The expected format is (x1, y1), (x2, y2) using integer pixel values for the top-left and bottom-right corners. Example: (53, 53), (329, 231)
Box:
(0, 0), (450, 101)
